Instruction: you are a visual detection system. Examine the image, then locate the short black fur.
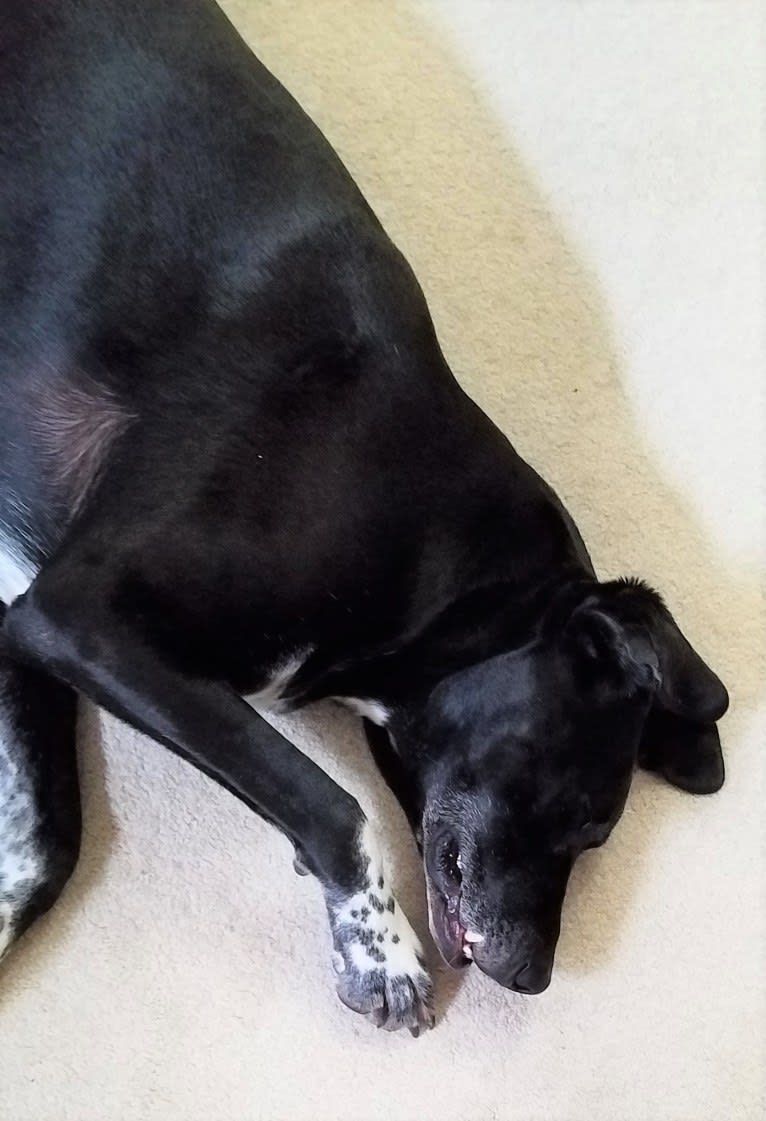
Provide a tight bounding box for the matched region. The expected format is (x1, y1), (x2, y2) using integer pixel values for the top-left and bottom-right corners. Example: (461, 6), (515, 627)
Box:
(0, 0), (728, 1027)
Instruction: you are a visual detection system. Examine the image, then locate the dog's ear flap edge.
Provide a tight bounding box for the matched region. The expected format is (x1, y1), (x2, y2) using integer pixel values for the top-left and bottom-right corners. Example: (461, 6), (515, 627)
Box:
(566, 597), (660, 696)
(647, 605), (729, 724)
(607, 578), (730, 724)
(639, 708), (725, 795)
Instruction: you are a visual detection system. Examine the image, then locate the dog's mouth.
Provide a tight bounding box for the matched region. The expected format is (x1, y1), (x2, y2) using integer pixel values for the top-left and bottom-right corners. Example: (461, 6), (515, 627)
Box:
(425, 835), (484, 969)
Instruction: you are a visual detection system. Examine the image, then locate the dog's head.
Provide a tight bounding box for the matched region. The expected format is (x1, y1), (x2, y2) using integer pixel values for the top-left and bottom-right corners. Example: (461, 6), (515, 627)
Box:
(390, 579), (728, 991)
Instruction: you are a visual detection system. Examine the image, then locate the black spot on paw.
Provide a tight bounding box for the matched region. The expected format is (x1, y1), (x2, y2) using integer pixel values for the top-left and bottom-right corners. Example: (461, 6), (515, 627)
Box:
(360, 906), (370, 922)
(357, 929), (375, 950)
(368, 894), (386, 913)
(351, 910), (359, 919)
(352, 928), (387, 963)
(376, 933), (385, 943)
(392, 933), (400, 944)
(386, 897), (395, 912)
(378, 875), (385, 890)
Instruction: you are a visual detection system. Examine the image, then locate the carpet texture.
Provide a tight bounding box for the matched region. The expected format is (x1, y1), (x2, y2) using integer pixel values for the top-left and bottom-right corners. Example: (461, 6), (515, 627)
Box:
(2, 3), (763, 1119)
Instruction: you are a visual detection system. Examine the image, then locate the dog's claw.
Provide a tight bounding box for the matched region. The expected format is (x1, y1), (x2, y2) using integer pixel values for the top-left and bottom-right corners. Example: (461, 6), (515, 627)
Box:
(334, 960), (435, 1035)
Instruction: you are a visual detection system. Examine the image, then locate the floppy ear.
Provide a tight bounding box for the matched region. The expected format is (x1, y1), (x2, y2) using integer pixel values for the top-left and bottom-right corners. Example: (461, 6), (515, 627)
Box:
(597, 578), (729, 794)
(638, 707), (724, 794)
(566, 602), (660, 696)
(601, 578), (730, 724)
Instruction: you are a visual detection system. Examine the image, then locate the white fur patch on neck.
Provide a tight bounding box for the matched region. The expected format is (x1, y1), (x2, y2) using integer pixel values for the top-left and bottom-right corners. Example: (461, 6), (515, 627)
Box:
(245, 648), (314, 712)
(335, 697), (391, 726)
(0, 527), (37, 604)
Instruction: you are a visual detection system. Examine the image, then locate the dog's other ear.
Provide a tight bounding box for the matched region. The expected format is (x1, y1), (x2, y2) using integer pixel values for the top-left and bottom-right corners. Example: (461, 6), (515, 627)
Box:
(565, 599), (660, 696)
(598, 578), (729, 724)
(559, 579), (728, 792)
(565, 600), (663, 686)
(595, 577), (728, 794)
(638, 707), (725, 794)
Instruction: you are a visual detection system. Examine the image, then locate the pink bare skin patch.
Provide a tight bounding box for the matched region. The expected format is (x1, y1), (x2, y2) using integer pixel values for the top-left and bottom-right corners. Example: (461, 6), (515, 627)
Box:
(27, 372), (133, 516)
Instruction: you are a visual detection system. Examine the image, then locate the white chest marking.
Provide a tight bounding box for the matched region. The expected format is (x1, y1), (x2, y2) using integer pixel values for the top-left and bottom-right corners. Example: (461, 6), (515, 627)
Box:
(335, 697), (391, 726)
(246, 648), (314, 712)
(0, 530), (37, 605)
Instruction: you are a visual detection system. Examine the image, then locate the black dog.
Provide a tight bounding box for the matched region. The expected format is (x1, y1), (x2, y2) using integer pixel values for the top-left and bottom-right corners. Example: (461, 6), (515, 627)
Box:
(0, 0), (728, 1034)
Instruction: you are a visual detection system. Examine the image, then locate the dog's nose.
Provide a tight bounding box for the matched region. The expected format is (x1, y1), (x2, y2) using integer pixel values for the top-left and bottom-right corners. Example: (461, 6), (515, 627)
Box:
(473, 943), (554, 993)
(510, 958), (552, 995)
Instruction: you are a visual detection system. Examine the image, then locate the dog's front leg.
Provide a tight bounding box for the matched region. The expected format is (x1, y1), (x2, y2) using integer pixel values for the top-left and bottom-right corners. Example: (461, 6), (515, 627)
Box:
(3, 583), (434, 1034)
(363, 719), (423, 841)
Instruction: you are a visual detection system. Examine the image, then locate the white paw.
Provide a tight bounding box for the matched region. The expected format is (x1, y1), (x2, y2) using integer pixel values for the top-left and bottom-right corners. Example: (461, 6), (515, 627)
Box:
(327, 824), (434, 1034)
(0, 720), (46, 960)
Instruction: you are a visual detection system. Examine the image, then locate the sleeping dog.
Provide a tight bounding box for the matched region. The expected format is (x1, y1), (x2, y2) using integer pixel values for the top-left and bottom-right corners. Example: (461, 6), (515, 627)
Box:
(0, 0), (728, 1034)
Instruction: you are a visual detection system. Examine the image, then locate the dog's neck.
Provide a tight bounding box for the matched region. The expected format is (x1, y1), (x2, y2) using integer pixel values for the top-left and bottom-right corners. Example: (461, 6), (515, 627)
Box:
(294, 567), (588, 713)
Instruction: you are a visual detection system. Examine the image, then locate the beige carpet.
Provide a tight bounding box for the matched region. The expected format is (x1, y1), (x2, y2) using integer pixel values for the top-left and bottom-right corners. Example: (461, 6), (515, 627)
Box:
(2, 3), (764, 1119)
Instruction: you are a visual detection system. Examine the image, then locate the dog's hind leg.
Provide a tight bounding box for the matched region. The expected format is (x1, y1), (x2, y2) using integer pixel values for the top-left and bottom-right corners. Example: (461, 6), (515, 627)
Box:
(0, 601), (81, 960)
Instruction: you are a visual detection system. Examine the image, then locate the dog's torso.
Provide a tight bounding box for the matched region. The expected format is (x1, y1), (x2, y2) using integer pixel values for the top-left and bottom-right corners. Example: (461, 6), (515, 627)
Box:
(0, 0), (589, 708)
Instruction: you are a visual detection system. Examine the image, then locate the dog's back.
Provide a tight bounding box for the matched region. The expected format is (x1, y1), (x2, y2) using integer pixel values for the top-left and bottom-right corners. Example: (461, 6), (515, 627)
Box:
(0, 0), (439, 582)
